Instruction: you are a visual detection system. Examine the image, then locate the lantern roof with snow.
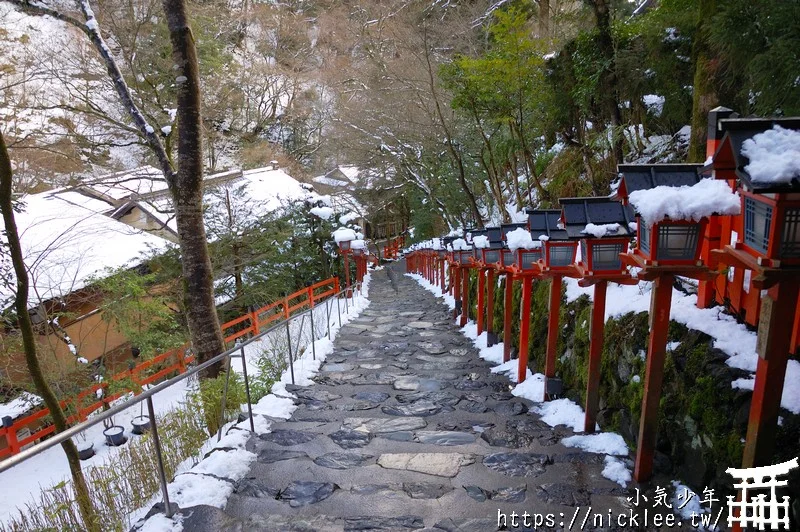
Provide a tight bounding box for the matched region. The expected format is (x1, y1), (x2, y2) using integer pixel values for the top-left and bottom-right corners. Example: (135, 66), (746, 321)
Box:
(559, 197), (636, 241)
(615, 164), (705, 203)
(524, 209), (569, 241)
(714, 118), (800, 193)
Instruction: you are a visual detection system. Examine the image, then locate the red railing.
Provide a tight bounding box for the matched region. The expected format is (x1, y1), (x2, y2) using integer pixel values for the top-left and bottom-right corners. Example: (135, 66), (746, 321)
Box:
(0, 277), (340, 459)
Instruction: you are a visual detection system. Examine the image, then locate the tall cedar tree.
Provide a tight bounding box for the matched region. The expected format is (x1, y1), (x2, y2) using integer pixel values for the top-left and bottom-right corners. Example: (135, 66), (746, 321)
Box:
(162, 0), (226, 378)
(0, 132), (100, 530)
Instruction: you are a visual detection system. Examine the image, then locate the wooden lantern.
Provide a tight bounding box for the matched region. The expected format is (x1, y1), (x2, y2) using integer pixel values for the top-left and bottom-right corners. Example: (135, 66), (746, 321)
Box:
(500, 223), (526, 268)
(526, 209), (578, 271)
(560, 197), (636, 275)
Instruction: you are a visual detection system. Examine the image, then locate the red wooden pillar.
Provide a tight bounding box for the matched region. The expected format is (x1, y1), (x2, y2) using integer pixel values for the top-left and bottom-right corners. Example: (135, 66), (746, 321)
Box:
(503, 273), (514, 363)
(453, 265), (462, 319)
(344, 253), (351, 298)
(742, 280), (800, 469)
(634, 273), (674, 482)
(487, 269), (496, 346)
(517, 275), (533, 383)
(544, 276), (563, 393)
(697, 219), (721, 308)
(460, 266), (470, 327)
(440, 260), (446, 292)
(477, 268), (486, 335)
(584, 280), (608, 434)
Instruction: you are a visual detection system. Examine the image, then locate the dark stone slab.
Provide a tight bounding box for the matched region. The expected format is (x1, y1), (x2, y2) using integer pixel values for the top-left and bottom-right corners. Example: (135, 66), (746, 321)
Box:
(382, 401), (442, 417)
(257, 449), (310, 464)
(381, 431), (415, 442)
(480, 428), (535, 448)
(402, 482), (454, 499)
(463, 484), (526, 503)
(482, 452), (550, 477)
(289, 412), (330, 423)
(350, 484), (393, 495)
(301, 400), (330, 411)
(353, 392), (391, 403)
(337, 401), (380, 411)
(259, 430), (317, 446)
(349, 373), (401, 385)
(329, 429), (372, 449)
(234, 477), (280, 498)
(415, 342), (448, 354)
(551, 452), (605, 465)
(453, 380), (486, 391)
(437, 421), (494, 433)
(395, 391), (460, 407)
(343, 515), (424, 531)
(492, 402), (528, 416)
(279, 481), (338, 507)
(535, 483), (591, 507)
(459, 401), (488, 414)
(313, 452), (375, 469)
(294, 389), (342, 402)
(491, 485), (527, 503)
(342, 417), (428, 433)
(490, 392), (514, 401)
(414, 431), (476, 446)
(463, 485), (488, 502)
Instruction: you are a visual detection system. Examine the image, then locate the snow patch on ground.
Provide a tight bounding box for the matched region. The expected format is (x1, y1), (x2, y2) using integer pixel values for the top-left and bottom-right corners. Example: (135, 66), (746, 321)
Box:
(562, 432), (628, 455)
(602, 456), (632, 487)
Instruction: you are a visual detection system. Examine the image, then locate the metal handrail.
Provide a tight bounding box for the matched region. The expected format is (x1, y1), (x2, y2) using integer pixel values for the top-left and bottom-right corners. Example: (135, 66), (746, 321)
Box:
(0, 280), (363, 520)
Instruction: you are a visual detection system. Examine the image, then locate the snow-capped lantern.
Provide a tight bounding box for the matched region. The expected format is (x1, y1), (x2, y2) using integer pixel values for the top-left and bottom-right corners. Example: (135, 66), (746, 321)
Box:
(500, 223), (527, 268)
(526, 209), (578, 271)
(351, 239), (366, 257)
(333, 227), (357, 253)
(481, 226), (503, 265)
(505, 226), (542, 272)
(451, 236), (472, 264)
(711, 119), (800, 266)
(620, 165), (739, 266)
(560, 197), (636, 275)
(469, 229), (488, 261)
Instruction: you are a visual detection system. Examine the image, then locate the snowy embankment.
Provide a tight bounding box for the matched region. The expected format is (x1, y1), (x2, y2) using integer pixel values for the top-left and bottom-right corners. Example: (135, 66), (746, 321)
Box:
(406, 272), (633, 487)
(0, 273), (372, 531)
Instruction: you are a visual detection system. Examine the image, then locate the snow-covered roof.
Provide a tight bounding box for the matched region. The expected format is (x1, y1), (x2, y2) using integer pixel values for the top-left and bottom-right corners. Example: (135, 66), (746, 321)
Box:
(313, 175), (349, 187)
(506, 228), (541, 252)
(0, 392), (42, 421)
(741, 125), (800, 186)
(628, 178), (741, 223)
(332, 227), (357, 243)
(338, 165), (360, 183)
(1, 188), (170, 307)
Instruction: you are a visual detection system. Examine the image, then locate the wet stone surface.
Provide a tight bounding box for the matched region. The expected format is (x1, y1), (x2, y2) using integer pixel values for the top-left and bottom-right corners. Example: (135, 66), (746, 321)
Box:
(279, 481), (339, 507)
(194, 264), (631, 532)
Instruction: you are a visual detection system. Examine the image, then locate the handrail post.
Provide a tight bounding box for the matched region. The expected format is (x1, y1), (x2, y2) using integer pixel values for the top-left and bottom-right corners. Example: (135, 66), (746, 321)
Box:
(217, 357), (232, 442)
(310, 303), (317, 361)
(336, 294), (342, 328)
(240, 347), (255, 432)
(325, 297), (331, 338)
(147, 396), (173, 518)
(285, 320), (295, 385)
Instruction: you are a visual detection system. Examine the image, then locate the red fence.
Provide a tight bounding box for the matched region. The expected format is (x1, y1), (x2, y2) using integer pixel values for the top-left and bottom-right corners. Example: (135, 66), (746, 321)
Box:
(0, 277), (340, 459)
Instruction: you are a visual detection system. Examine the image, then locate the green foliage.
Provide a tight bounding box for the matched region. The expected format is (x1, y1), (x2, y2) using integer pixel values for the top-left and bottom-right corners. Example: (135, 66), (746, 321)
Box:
(187, 371), (246, 436)
(92, 268), (186, 359)
(709, 0), (800, 115)
(250, 345), (289, 401)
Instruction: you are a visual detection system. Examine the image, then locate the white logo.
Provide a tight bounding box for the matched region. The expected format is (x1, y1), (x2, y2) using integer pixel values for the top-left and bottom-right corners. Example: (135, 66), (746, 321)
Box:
(726, 457), (798, 530)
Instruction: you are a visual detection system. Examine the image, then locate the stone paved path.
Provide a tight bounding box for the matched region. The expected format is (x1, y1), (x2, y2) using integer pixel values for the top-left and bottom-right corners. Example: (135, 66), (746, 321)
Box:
(183, 265), (630, 531)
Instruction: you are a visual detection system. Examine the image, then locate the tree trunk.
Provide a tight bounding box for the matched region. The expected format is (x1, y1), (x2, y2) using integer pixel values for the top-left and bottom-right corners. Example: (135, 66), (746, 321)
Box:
(162, 0), (226, 378)
(590, 0), (624, 165)
(688, 0), (718, 163)
(0, 132), (100, 531)
(538, 0), (550, 39)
